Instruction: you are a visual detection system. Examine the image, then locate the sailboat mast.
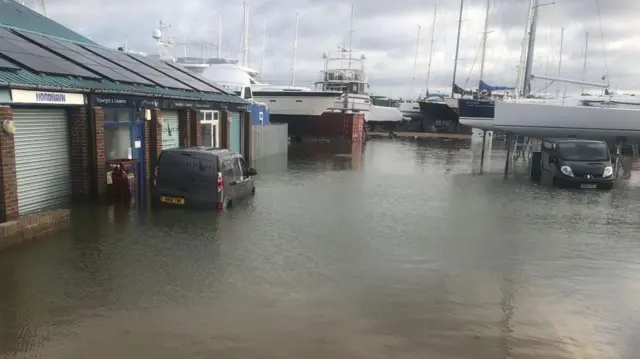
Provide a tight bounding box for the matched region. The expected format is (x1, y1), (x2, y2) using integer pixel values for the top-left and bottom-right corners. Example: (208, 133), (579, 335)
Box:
(425, 0), (438, 96)
(581, 31), (589, 94)
(477, 0), (490, 89)
(347, 5), (354, 72)
(521, 0), (538, 97)
(556, 27), (564, 97)
(451, 0), (464, 98)
(291, 12), (299, 86)
(242, 0), (249, 66)
(261, 18), (266, 77)
(410, 25), (421, 99)
(217, 14), (222, 58)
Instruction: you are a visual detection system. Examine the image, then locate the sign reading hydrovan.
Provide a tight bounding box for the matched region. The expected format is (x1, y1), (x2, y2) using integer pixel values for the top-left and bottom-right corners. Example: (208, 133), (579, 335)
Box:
(10, 89), (85, 105)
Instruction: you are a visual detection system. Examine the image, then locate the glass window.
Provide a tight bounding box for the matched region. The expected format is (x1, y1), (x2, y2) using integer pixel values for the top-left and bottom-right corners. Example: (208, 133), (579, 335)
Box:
(556, 142), (609, 161)
(104, 126), (132, 160)
(238, 157), (248, 175)
(232, 158), (242, 180)
(222, 159), (235, 181)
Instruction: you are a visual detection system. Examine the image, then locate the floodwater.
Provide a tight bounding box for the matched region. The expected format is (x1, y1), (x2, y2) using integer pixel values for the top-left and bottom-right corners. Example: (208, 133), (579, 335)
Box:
(2, 139), (640, 359)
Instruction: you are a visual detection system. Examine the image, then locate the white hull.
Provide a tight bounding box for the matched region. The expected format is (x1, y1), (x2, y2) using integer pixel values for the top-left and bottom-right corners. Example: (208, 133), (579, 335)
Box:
(494, 101), (640, 140)
(252, 92), (340, 116)
(328, 93), (371, 112)
(459, 117), (496, 130)
(368, 105), (403, 122)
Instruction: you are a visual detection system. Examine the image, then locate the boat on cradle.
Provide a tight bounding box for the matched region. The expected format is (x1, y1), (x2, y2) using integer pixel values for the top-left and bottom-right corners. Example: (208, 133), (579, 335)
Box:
(315, 48), (403, 124)
(459, 0), (640, 141)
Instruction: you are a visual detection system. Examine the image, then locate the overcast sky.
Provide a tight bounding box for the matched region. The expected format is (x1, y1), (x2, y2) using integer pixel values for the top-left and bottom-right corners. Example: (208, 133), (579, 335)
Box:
(36, 0), (640, 97)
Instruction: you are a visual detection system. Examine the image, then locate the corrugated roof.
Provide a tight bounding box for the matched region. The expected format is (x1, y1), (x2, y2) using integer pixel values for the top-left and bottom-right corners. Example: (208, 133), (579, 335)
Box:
(0, 1), (246, 105)
(0, 69), (246, 103)
(0, 0), (98, 45)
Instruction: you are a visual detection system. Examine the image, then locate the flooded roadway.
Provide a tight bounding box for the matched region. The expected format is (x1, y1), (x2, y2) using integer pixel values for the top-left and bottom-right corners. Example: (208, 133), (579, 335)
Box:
(2, 139), (640, 359)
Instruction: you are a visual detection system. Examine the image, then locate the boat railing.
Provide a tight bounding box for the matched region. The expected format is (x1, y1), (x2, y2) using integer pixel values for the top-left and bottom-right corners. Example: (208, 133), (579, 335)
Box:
(315, 70), (368, 83)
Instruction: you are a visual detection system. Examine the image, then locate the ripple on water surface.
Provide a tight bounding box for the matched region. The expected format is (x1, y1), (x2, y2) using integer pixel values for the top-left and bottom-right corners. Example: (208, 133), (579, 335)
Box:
(1, 139), (640, 359)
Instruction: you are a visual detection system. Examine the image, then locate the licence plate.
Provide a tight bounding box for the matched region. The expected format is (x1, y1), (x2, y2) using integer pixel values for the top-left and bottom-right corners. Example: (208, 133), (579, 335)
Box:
(580, 184), (597, 189)
(160, 196), (185, 205)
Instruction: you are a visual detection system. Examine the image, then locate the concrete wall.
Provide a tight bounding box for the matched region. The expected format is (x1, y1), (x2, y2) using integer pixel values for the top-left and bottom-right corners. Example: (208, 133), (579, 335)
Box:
(251, 124), (288, 160)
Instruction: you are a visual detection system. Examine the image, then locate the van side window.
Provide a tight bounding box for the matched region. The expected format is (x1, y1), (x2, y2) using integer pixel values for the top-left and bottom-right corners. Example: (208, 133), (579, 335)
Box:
(222, 159), (235, 181)
(542, 141), (552, 150)
(232, 157), (242, 180)
(238, 157), (248, 176)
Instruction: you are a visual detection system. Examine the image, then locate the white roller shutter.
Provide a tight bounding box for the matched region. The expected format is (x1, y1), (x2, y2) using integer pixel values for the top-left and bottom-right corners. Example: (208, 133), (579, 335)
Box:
(13, 108), (71, 215)
(162, 110), (180, 149)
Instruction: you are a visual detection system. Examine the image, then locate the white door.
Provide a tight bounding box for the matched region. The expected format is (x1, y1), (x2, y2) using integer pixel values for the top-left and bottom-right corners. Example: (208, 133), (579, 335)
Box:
(162, 110), (180, 149)
(13, 108), (71, 215)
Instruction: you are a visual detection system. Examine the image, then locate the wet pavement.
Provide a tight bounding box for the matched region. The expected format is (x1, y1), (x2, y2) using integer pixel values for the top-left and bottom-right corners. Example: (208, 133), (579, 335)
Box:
(1, 138), (640, 359)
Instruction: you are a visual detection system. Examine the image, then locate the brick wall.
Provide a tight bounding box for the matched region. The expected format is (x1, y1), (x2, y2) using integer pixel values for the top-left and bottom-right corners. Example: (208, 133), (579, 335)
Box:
(149, 109), (162, 169)
(144, 119), (151, 201)
(220, 111), (229, 149)
(0, 106), (17, 222)
(0, 209), (71, 250)
(178, 109), (191, 147)
(92, 107), (106, 198)
(68, 107), (90, 201)
(189, 110), (201, 147)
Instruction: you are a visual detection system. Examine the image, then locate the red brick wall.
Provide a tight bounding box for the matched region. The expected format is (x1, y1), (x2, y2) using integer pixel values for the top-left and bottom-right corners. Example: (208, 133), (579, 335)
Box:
(220, 111), (230, 149)
(92, 107), (106, 198)
(149, 109), (162, 169)
(178, 109), (191, 147)
(190, 110), (201, 147)
(0, 106), (18, 222)
(68, 107), (90, 201)
(144, 119), (151, 200)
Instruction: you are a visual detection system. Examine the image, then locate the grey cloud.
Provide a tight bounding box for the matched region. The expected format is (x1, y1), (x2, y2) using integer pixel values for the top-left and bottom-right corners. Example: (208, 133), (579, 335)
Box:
(36, 0), (640, 95)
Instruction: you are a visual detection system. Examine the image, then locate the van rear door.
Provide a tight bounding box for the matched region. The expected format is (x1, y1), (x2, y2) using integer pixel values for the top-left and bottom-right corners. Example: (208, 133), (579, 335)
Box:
(189, 154), (218, 205)
(155, 151), (198, 202)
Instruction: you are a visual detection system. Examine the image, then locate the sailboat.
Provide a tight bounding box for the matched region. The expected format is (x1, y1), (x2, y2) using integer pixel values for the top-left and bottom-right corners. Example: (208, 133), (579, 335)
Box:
(460, 0), (640, 141)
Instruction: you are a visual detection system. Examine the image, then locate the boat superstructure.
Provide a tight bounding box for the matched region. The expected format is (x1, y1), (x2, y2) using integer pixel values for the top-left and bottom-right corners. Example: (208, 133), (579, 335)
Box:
(315, 48), (372, 114)
(151, 20), (341, 119)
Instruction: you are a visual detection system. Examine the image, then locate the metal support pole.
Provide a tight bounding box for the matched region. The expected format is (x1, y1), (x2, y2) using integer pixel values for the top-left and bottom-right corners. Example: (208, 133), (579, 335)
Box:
(504, 134), (512, 179)
(480, 130), (487, 174)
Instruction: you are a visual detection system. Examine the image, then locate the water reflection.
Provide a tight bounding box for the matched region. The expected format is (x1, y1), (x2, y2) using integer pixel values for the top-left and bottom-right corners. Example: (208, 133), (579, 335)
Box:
(1, 140), (639, 358)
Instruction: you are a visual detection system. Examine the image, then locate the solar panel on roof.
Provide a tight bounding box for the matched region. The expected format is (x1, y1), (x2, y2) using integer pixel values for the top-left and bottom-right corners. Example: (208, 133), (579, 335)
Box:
(165, 62), (227, 93)
(16, 31), (154, 86)
(0, 56), (19, 70)
(0, 29), (100, 79)
(81, 45), (192, 90)
(130, 55), (221, 93)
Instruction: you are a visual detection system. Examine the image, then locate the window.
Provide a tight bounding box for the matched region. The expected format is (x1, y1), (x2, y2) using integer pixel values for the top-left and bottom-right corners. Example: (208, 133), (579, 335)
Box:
(238, 157), (248, 176)
(222, 159), (235, 181)
(232, 157), (242, 180)
(104, 126), (131, 160)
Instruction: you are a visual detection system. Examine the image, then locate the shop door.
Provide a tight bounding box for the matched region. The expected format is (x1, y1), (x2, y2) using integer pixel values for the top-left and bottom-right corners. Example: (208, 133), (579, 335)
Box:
(229, 112), (241, 153)
(13, 108), (71, 215)
(162, 110), (180, 149)
(131, 122), (145, 203)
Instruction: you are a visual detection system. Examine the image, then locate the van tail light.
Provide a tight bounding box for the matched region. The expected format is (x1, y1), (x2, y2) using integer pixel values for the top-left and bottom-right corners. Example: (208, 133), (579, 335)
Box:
(217, 172), (223, 193)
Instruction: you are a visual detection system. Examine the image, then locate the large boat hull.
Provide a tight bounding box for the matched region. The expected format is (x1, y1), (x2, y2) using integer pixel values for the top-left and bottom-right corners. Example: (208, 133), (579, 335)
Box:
(494, 101), (640, 140)
(417, 100), (461, 132)
(253, 91), (341, 116)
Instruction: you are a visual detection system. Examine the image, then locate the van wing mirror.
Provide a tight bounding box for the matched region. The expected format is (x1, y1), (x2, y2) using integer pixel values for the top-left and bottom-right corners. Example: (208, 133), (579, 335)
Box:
(549, 156), (556, 163)
(246, 168), (258, 176)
